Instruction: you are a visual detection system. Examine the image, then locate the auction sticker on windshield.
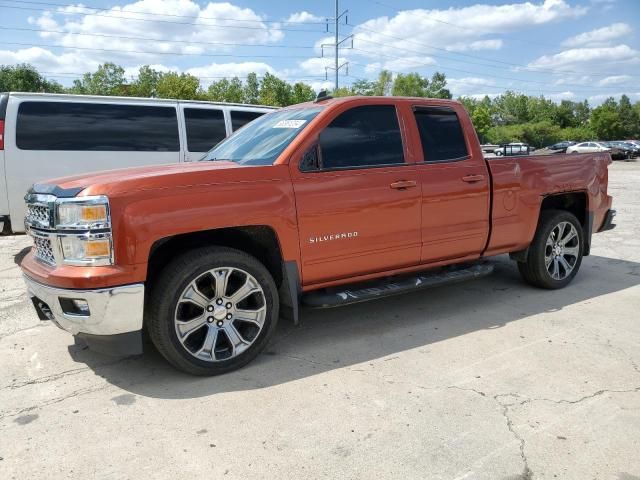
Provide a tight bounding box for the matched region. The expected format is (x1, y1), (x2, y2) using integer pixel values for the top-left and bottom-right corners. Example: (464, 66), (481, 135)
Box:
(273, 120), (307, 129)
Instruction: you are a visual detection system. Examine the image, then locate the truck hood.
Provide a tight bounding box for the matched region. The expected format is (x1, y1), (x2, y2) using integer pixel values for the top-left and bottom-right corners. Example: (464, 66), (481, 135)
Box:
(30, 161), (276, 197)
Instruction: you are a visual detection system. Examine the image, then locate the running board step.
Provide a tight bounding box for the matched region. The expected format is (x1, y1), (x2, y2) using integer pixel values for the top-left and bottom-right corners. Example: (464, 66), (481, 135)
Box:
(302, 263), (494, 308)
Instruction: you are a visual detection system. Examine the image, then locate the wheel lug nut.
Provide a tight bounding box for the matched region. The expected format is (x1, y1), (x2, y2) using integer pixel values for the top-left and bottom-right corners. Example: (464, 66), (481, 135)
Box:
(216, 320), (224, 327)
(207, 305), (214, 312)
(226, 313), (232, 320)
(226, 302), (232, 309)
(216, 299), (223, 305)
(207, 317), (214, 323)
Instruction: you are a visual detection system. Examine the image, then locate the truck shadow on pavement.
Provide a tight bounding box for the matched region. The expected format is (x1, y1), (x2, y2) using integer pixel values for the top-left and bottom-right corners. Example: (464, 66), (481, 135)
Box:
(69, 254), (640, 398)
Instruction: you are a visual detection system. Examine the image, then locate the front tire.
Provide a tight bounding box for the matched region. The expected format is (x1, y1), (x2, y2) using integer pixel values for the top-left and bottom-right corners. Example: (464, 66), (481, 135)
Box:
(517, 210), (584, 289)
(147, 246), (279, 375)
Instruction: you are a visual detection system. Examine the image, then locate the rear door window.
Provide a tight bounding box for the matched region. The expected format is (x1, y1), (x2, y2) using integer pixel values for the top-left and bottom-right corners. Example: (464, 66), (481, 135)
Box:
(230, 110), (265, 131)
(413, 106), (469, 162)
(316, 105), (404, 170)
(16, 101), (179, 151)
(184, 108), (227, 152)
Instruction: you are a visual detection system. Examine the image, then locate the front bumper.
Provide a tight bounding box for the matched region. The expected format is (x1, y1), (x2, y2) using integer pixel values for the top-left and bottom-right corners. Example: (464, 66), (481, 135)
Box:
(23, 275), (144, 355)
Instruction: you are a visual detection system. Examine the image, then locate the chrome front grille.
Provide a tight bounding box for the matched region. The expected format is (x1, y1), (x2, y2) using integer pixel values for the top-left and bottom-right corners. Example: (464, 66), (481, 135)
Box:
(26, 204), (51, 226)
(33, 235), (56, 266)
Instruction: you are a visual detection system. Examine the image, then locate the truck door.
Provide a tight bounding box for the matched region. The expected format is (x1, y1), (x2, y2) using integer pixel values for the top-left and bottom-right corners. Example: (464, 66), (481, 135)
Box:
(411, 105), (490, 263)
(290, 103), (422, 285)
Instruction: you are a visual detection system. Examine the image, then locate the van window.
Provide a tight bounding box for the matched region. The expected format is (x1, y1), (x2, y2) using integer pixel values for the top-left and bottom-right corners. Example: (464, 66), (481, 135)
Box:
(317, 105), (404, 170)
(413, 107), (469, 162)
(231, 110), (265, 131)
(16, 101), (180, 151)
(184, 108), (227, 152)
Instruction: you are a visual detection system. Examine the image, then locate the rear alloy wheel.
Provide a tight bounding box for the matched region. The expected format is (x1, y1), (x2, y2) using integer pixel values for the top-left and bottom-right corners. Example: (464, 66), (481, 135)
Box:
(147, 247), (278, 375)
(517, 210), (584, 289)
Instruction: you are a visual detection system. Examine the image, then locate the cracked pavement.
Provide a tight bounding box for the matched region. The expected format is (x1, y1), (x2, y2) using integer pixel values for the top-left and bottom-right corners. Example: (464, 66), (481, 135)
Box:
(1, 161), (640, 479)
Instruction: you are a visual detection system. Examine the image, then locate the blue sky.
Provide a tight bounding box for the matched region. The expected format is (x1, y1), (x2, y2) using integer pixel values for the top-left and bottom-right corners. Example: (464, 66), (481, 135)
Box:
(0, 0), (638, 103)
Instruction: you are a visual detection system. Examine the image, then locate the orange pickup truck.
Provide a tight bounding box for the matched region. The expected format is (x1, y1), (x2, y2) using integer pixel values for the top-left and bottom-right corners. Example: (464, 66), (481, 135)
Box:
(21, 95), (616, 375)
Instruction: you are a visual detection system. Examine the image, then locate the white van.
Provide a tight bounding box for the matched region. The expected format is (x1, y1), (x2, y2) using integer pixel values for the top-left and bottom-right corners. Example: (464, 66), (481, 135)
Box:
(0, 92), (275, 233)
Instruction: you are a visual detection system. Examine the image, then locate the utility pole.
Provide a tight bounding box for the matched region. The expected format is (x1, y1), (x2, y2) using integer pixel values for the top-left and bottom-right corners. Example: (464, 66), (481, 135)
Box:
(321, 0), (352, 90)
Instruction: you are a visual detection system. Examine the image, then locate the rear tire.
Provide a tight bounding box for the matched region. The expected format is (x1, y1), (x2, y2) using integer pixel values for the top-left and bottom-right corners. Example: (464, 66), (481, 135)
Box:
(146, 246), (279, 376)
(517, 210), (584, 289)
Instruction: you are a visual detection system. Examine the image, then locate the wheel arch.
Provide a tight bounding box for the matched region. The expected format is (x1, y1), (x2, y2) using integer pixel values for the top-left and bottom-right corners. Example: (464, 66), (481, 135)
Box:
(511, 191), (590, 262)
(146, 225), (300, 324)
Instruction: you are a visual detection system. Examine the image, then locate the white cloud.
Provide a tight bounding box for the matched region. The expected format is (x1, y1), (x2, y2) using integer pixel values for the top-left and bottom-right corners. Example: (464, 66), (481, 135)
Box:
(0, 46), (100, 74)
(382, 56), (436, 72)
(299, 56), (348, 75)
(28, 0), (284, 65)
(562, 23), (632, 48)
(447, 76), (497, 96)
(186, 61), (275, 87)
(351, 0), (586, 60)
(597, 75), (632, 86)
(446, 39), (504, 52)
(285, 11), (323, 23)
(528, 44), (639, 70)
(546, 91), (576, 101)
(588, 92), (640, 104)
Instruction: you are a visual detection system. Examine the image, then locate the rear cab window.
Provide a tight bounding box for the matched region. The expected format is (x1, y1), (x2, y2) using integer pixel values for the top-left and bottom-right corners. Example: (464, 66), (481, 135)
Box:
(230, 110), (266, 131)
(183, 107), (226, 152)
(16, 101), (180, 151)
(413, 106), (469, 162)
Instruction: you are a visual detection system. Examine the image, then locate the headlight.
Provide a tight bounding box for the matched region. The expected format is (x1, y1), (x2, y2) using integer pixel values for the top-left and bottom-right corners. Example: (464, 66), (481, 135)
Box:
(56, 196), (110, 229)
(59, 233), (113, 266)
(55, 196), (113, 265)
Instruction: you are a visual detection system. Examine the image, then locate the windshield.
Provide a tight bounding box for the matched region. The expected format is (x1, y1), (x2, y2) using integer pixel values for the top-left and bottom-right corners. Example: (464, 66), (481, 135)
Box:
(203, 107), (323, 165)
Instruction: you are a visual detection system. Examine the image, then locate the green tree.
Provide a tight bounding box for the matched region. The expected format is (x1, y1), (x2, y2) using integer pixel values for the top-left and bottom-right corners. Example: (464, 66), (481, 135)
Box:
(618, 94), (640, 138)
(471, 105), (493, 142)
(156, 72), (202, 100)
(591, 97), (625, 140)
(392, 72), (426, 97)
(243, 72), (260, 104)
(373, 70), (393, 96)
(71, 63), (127, 96)
(258, 72), (292, 106)
(207, 77), (244, 103)
(391, 71), (451, 98)
(129, 65), (162, 98)
(291, 82), (315, 104)
(0, 64), (64, 92)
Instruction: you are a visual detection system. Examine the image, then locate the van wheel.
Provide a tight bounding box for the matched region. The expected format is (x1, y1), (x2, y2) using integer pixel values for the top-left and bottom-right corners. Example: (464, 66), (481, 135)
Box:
(517, 210), (584, 289)
(147, 246), (279, 375)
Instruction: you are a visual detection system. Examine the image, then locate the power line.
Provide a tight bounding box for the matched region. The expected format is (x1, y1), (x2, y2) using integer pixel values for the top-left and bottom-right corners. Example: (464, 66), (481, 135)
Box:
(346, 22), (637, 78)
(2, 41), (313, 59)
(350, 47), (636, 92)
(2, 0), (329, 24)
(0, 3), (328, 33)
(0, 26), (317, 49)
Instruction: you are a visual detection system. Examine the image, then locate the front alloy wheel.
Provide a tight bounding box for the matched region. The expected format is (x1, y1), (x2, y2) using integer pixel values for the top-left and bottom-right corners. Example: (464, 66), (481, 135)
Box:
(175, 267), (267, 362)
(147, 247), (279, 375)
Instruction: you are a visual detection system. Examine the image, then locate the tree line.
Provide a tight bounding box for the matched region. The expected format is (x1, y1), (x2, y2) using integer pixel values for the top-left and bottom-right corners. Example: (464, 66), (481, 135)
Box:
(2, 63), (639, 147)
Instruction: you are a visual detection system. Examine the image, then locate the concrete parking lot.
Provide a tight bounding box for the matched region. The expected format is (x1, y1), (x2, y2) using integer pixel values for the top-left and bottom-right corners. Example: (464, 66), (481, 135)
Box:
(1, 161), (639, 480)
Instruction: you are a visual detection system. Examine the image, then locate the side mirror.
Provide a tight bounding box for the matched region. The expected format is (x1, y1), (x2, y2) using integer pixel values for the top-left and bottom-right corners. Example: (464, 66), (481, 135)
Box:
(300, 145), (321, 171)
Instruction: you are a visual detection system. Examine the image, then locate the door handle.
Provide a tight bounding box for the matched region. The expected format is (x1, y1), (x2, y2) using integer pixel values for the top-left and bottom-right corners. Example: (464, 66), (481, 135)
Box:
(390, 180), (417, 190)
(462, 174), (485, 183)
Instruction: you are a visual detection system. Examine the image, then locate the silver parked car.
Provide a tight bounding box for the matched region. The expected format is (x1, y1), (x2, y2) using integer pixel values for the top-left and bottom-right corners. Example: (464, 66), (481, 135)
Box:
(566, 141), (611, 154)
